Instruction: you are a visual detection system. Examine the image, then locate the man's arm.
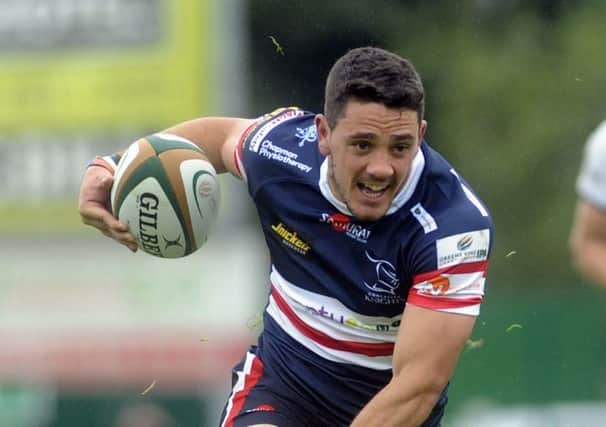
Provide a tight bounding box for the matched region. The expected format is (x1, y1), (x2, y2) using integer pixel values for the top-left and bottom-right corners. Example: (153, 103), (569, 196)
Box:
(350, 305), (475, 427)
(78, 116), (255, 248)
(569, 199), (606, 286)
(163, 117), (255, 175)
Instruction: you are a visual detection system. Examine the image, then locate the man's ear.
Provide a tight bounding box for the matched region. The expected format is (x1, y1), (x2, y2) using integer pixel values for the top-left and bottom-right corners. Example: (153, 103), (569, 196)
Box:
(419, 119), (428, 142)
(315, 114), (331, 156)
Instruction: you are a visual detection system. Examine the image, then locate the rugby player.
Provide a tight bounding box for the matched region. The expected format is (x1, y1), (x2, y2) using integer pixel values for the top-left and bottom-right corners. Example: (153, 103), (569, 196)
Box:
(79, 47), (493, 427)
(570, 120), (606, 287)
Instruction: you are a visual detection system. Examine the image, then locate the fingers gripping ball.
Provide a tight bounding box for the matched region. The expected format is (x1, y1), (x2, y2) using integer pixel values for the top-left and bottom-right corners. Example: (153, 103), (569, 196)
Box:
(110, 133), (220, 258)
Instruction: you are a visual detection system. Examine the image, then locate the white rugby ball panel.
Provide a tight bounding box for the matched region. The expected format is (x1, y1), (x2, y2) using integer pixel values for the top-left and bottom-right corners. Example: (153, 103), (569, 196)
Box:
(153, 132), (203, 147)
(111, 141), (139, 191)
(110, 138), (156, 211)
(180, 159), (221, 248)
(156, 149), (200, 243)
(116, 177), (188, 258)
(113, 156), (194, 257)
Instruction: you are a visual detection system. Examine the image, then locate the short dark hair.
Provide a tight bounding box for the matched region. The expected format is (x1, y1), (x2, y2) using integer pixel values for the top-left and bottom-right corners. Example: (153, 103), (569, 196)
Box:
(323, 47), (425, 128)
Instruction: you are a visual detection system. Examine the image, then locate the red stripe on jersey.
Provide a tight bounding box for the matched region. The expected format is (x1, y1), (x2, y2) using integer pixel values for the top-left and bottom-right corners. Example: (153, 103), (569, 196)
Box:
(233, 120), (260, 178)
(223, 354), (264, 427)
(271, 285), (394, 357)
(232, 145), (242, 177)
(413, 260), (489, 284)
(407, 293), (482, 310)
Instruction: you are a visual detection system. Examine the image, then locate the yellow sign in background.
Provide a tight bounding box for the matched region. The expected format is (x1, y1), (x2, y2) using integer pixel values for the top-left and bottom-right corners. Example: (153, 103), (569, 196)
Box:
(0, 0), (212, 133)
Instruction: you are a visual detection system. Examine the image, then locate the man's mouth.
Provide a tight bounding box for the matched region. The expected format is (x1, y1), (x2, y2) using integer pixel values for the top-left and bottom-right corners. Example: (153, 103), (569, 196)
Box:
(357, 182), (389, 199)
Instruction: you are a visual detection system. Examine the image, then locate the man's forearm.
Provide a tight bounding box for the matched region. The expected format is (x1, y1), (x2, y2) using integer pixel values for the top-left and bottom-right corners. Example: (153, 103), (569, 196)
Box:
(350, 377), (442, 427)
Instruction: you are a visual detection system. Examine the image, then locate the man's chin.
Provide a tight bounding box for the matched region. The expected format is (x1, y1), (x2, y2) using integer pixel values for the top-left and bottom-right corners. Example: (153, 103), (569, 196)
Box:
(349, 205), (389, 222)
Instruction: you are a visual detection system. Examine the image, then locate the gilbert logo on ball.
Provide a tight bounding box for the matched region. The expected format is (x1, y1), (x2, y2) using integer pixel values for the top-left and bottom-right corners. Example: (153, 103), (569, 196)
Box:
(110, 133), (220, 258)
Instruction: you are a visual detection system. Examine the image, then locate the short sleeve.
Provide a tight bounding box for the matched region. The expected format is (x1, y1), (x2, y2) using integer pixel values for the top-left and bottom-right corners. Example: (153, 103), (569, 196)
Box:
(406, 228), (491, 316)
(232, 107), (308, 193)
(403, 164), (493, 317)
(577, 121), (606, 210)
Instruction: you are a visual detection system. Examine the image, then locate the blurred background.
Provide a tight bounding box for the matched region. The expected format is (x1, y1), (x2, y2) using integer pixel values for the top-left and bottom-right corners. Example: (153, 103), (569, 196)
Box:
(1, 0), (606, 426)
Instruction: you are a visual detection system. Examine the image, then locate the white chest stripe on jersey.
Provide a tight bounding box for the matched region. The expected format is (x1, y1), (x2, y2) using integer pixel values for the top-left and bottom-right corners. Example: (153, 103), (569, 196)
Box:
(266, 266), (399, 370)
(270, 267), (400, 340)
(267, 299), (393, 370)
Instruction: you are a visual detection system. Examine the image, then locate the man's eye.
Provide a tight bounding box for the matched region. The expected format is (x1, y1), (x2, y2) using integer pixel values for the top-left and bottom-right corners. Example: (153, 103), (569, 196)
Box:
(354, 141), (370, 150)
(394, 144), (408, 152)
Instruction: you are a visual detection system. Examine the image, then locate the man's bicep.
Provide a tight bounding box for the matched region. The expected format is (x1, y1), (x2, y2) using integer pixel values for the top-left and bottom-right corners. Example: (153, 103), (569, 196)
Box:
(163, 117), (255, 176)
(393, 304), (476, 383)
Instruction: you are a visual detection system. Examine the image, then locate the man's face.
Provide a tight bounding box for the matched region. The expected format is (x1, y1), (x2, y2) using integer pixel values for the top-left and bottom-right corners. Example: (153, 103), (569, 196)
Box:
(316, 101), (427, 221)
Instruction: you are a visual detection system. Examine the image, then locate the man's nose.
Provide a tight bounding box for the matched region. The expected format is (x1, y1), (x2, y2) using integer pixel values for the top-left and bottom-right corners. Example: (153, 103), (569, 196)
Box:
(366, 150), (394, 179)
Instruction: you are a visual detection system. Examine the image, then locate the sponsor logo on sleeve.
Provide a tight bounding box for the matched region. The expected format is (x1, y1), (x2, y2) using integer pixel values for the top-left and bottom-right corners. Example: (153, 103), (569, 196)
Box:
(243, 404), (277, 415)
(295, 125), (317, 147)
(436, 229), (490, 268)
(413, 273), (485, 298)
(457, 234), (473, 250)
(256, 140), (312, 173)
(415, 275), (450, 296)
(249, 109), (305, 153)
(410, 203), (437, 233)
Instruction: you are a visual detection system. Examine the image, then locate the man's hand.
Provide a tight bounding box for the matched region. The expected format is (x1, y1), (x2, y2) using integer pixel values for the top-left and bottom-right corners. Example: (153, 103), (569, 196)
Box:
(78, 166), (138, 252)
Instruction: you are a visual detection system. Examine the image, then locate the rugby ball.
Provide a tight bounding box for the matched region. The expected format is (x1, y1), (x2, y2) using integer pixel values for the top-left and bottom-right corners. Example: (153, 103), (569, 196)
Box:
(110, 133), (221, 258)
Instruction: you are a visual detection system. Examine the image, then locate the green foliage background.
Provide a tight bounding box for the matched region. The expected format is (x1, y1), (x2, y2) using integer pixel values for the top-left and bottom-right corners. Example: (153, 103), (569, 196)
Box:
(247, 0), (606, 288)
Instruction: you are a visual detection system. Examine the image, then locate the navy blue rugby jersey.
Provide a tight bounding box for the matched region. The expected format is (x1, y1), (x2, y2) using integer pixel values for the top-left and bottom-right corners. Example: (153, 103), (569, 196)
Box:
(233, 107), (493, 370)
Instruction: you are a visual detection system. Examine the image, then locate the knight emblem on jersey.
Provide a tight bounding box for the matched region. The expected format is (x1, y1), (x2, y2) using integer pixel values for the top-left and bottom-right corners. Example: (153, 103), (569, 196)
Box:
(363, 250), (400, 295)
